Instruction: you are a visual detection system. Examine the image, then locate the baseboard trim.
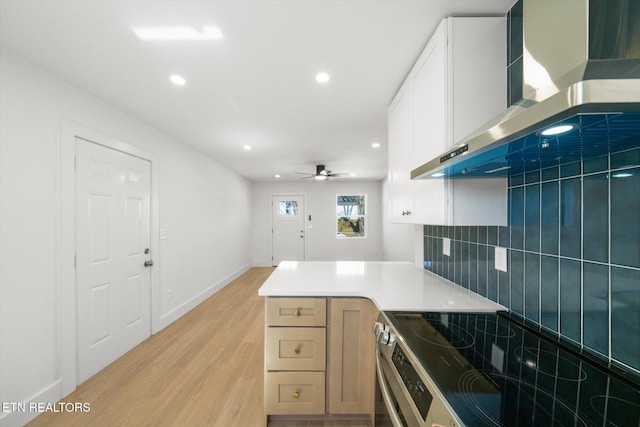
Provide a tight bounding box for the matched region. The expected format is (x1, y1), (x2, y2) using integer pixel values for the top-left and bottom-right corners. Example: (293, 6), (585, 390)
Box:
(0, 380), (62, 427)
(156, 263), (252, 332)
(253, 261), (275, 267)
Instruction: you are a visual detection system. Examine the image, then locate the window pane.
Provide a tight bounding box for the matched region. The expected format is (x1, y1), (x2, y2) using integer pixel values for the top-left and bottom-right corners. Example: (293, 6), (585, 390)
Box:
(336, 195), (365, 218)
(279, 201), (298, 216)
(337, 218), (365, 237)
(336, 195), (365, 238)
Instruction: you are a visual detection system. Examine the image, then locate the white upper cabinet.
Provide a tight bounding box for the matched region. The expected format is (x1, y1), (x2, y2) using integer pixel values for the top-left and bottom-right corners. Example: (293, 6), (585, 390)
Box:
(388, 17), (508, 226)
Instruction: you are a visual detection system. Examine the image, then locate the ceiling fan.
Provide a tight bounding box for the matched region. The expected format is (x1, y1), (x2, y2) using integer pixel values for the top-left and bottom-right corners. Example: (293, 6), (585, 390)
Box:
(295, 164), (347, 180)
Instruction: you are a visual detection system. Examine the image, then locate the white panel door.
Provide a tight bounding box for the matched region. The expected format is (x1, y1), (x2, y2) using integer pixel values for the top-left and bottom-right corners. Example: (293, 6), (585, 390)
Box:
(75, 138), (152, 384)
(272, 196), (305, 266)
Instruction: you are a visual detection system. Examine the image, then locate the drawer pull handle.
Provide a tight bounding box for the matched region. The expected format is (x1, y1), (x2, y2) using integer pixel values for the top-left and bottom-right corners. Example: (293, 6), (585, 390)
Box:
(294, 309), (301, 317)
(293, 391), (300, 399)
(294, 346), (301, 354)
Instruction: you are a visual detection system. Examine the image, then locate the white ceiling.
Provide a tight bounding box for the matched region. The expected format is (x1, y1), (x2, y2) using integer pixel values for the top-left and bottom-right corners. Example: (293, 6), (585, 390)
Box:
(0, 0), (514, 181)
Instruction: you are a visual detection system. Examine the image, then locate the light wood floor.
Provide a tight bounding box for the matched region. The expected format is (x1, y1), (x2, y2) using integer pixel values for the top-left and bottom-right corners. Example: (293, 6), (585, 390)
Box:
(27, 267), (370, 427)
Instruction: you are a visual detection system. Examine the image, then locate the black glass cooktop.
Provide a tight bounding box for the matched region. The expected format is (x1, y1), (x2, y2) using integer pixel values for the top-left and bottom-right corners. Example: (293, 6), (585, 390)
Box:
(385, 311), (640, 427)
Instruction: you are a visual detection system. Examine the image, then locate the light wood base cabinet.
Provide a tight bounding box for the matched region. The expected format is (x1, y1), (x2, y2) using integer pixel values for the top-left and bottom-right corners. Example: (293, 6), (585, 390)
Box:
(327, 298), (376, 415)
(264, 297), (376, 426)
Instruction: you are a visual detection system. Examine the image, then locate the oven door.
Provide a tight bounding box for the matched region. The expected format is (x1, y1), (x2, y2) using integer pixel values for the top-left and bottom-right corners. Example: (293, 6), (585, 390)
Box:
(375, 349), (401, 426)
(375, 347), (417, 427)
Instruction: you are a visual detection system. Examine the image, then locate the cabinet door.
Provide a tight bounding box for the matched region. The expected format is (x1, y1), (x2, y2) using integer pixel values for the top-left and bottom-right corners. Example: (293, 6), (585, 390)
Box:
(388, 87), (413, 223)
(449, 17), (508, 226)
(411, 21), (448, 224)
(327, 298), (376, 415)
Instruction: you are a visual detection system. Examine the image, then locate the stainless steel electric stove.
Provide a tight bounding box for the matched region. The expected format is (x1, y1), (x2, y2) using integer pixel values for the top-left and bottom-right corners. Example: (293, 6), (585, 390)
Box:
(375, 311), (640, 427)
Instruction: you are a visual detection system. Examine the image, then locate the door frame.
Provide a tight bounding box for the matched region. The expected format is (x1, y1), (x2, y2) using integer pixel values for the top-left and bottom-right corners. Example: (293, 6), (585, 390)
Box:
(270, 194), (306, 266)
(58, 121), (160, 396)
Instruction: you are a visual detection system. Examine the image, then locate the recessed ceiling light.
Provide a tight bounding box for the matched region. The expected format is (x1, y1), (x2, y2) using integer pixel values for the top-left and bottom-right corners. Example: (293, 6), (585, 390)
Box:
(133, 26), (224, 41)
(350, 173), (357, 177)
(274, 174), (281, 178)
(170, 75), (186, 86)
(539, 124), (578, 136)
(315, 72), (330, 84)
(371, 142), (381, 149)
(242, 145), (252, 151)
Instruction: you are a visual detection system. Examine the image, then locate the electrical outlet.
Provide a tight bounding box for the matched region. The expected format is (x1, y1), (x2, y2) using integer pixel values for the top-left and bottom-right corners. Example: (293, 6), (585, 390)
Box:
(495, 246), (507, 272)
(443, 238), (451, 256)
(167, 288), (173, 302)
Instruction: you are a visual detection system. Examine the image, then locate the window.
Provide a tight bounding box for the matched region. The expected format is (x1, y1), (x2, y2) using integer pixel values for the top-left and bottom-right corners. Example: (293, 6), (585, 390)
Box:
(336, 195), (366, 238)
(279, 201), (298, 216)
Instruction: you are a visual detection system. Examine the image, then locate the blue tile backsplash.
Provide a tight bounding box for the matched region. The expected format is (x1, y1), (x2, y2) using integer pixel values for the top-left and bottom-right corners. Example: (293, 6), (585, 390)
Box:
(423, 147), (640, 375)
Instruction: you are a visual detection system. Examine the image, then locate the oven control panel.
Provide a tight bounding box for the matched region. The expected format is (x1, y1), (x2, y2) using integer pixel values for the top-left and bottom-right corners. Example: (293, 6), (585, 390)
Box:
(392, 345), (433, 421)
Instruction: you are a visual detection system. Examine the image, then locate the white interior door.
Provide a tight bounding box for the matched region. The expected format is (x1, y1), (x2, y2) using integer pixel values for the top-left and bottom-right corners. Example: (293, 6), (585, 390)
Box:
(272, 195), (305, 266)
(75, 137), (152, 384)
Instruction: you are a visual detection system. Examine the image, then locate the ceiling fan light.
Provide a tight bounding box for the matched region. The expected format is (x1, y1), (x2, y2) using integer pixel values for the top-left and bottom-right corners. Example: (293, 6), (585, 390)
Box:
(314, 175), (328, 181)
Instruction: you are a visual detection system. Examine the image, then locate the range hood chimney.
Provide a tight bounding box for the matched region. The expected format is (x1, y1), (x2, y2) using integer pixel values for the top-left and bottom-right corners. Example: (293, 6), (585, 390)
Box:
(412, 0), (640, 179)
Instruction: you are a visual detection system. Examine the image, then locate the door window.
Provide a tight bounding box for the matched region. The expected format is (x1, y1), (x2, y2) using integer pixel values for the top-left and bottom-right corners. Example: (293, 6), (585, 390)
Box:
(279, 200), (299, 216)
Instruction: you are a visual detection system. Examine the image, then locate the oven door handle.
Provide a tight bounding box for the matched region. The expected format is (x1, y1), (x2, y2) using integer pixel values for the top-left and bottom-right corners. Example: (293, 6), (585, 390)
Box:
(376, 349), (404, 427)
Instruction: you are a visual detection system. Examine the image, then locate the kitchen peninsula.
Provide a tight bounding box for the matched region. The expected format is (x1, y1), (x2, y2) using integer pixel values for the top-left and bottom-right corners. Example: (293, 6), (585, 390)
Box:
(258, 261), (505, 425)
(259, 261), (506, 312)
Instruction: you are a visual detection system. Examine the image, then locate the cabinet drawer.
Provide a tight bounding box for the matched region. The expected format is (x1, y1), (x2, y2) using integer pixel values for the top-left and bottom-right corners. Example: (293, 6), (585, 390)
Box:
(265, 372), (325, 415)
(266, 327), (326, 371)
(266, 297), (326, 327)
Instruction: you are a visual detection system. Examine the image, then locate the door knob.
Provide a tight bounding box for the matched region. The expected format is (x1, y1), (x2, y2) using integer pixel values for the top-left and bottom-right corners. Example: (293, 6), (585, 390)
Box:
(144, 260), (154, 267)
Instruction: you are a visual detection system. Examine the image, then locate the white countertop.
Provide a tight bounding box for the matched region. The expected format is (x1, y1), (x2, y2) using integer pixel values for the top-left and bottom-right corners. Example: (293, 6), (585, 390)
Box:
(258, 261), (506, 312)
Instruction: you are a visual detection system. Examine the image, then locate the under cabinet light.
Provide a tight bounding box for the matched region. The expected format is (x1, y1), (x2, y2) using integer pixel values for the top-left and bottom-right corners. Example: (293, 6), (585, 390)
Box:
(539, 124), (577, 136)
(485, 166), (511, 174)
(612, 172), (633, 178)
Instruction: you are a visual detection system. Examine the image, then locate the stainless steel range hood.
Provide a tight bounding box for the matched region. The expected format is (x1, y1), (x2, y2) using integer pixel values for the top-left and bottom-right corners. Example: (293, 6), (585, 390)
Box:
(412, 0), (640, 179)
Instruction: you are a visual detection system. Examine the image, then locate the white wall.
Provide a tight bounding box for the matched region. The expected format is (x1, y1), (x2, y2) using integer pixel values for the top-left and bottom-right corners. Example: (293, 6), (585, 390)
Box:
(252, 180), (384, 265)
(0, 47), (252, 426)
